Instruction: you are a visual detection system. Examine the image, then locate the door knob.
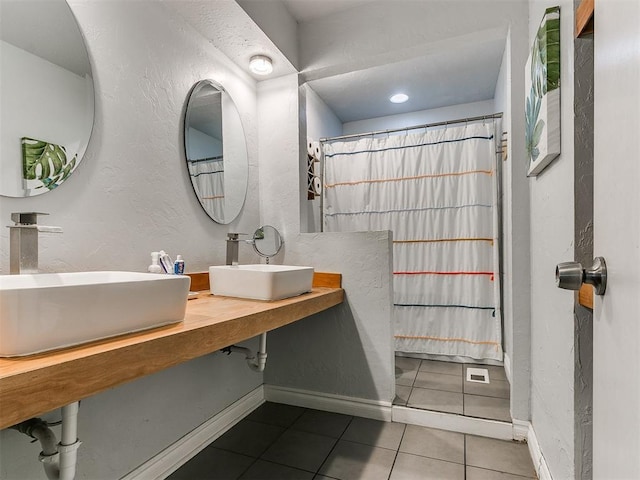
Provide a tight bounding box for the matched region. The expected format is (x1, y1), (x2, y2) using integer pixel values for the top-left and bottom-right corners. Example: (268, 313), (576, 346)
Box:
(556, 257), (607, 295)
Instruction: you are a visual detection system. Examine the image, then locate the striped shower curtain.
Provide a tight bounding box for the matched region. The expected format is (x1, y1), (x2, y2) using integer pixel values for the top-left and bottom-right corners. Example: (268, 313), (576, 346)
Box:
(323, 122), (503, 362)
(187, 156), (225, 222)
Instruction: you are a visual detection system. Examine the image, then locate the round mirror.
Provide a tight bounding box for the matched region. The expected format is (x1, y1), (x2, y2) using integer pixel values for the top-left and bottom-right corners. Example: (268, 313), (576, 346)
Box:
(184, 80), (248, 224)
(0, 0), (94, 197)
(252, 225), (283, 259)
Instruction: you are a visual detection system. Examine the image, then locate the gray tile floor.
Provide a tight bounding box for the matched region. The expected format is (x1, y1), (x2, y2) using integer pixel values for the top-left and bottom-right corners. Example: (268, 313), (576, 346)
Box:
(394, 356), (511, 422)
(168, 402), (535, 480)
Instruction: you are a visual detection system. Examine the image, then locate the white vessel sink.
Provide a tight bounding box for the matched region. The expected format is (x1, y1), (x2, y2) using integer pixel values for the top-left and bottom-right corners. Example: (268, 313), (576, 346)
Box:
(0, 271), (191, 357)
(209, 264), (314, 301)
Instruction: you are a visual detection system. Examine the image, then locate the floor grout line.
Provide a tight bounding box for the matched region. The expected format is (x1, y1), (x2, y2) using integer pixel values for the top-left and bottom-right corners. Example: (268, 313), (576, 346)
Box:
(386, 422), (407, 480)
(313, 414), (355, 476)
(462, 378), (466, 416)
(463, 433), (468, 480)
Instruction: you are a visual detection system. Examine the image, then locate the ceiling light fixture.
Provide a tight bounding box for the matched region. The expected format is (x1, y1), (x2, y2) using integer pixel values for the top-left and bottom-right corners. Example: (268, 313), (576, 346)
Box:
(249, 55), (273, 75)
(389, 93), (409, 104)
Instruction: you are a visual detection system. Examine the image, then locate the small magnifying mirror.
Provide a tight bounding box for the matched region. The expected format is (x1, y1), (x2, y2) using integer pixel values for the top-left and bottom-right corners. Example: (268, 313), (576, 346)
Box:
(251, 225), (283, 261)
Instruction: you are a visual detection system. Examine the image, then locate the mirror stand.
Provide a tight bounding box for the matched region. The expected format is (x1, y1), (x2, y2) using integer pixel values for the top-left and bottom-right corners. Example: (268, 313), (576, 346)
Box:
(250, 225), (283, 263)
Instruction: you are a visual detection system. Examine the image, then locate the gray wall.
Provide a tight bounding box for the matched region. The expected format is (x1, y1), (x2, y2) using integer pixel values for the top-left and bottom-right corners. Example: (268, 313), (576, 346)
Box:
(292, 2), (531, 422)
(528, 1), (578, 478)
(0, 2), (263, 478)
(500, 13), (532, 426)
(259, 75), (395, 404)
(266, 231), (395, 403)
(244, 0), (532, 427)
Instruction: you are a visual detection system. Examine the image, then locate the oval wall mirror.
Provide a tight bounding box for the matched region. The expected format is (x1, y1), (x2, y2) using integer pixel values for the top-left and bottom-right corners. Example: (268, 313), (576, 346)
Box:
(252, 225), (283, 259)
(184, 80), (248, 224)
(0, 0), (95, 197)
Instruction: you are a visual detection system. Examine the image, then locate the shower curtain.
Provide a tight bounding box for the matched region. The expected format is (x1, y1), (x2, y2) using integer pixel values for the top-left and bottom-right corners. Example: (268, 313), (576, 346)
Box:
(323, 122), (503, 361)
(187, 156), (225, 221)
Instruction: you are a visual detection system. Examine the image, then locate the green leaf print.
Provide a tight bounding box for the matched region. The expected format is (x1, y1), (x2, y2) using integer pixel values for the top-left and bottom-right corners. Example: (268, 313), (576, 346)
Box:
(21, 137), (77, 191)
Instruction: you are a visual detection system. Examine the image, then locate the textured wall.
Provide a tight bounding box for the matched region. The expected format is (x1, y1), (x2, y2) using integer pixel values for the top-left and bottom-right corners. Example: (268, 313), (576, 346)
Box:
(528, 1), (577, 478)
(302, 84), (343, 233)
(502, 16), (532, 426)
(0, 1), (261, 274)
(0, 2), (263, 478)
(295, 0), (531, 421)
(265, 231), (395, 402)
(260, 77), (395, 404)
(493, 24), (534, 425)
(257, 74), (301, 237)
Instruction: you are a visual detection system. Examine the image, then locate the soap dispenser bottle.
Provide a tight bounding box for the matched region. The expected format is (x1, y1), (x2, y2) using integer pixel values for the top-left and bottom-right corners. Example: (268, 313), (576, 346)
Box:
(174, 255), (185, 275)
(148, 252), (162, 273)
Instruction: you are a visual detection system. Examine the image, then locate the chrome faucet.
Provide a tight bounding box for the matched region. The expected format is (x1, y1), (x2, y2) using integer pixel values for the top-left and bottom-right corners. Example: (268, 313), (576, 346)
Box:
(226, 232), (249, 266)
(8, 212), (62, 274)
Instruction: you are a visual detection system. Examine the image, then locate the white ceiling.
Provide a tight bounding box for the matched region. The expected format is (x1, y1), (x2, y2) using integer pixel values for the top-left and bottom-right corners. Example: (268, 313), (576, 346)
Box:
(281, 0), (374, 23)
(245, 0), (507, 123)
(161, 0), (298, 81)
(306, 35), (505, 123)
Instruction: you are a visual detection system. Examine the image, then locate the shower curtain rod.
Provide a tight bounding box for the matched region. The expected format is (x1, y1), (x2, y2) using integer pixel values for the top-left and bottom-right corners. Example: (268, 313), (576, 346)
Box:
(320, 112), (503, 143)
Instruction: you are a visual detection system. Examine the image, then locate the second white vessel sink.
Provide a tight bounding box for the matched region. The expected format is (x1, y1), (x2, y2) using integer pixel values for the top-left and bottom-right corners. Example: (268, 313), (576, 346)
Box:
(209, 264), (314, 301)
(0, 271), (191, 357)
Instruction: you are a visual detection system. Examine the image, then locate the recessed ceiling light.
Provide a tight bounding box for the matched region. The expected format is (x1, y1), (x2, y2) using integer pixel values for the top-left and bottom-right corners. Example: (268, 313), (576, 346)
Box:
(389, 93), (409, 104)
(249, 55), (273, 75)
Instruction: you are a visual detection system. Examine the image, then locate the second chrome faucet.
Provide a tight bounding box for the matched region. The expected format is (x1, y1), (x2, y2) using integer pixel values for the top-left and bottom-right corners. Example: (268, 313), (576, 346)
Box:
(225, 232), (249, 266)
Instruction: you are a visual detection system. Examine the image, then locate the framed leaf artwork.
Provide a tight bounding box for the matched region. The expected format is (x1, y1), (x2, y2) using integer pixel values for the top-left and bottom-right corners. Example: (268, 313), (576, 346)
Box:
(525, 6), (561, 176)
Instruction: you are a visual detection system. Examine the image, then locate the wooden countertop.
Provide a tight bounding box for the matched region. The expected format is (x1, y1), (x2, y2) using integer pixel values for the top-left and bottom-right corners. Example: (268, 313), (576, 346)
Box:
(0, 274), (343, 429)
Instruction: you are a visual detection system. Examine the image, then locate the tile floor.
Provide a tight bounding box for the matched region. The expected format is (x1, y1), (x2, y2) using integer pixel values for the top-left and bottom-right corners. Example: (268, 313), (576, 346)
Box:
(168, 402), (535, 480)
(394, 356), (511, 422)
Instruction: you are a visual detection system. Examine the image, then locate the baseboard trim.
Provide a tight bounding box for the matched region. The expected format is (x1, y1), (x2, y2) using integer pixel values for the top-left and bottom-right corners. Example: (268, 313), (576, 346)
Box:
(122, 386), (264, 480)
(263, 385), (392, 421)
(391, 406), (514, 440)
(527, 422), (553, 480)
